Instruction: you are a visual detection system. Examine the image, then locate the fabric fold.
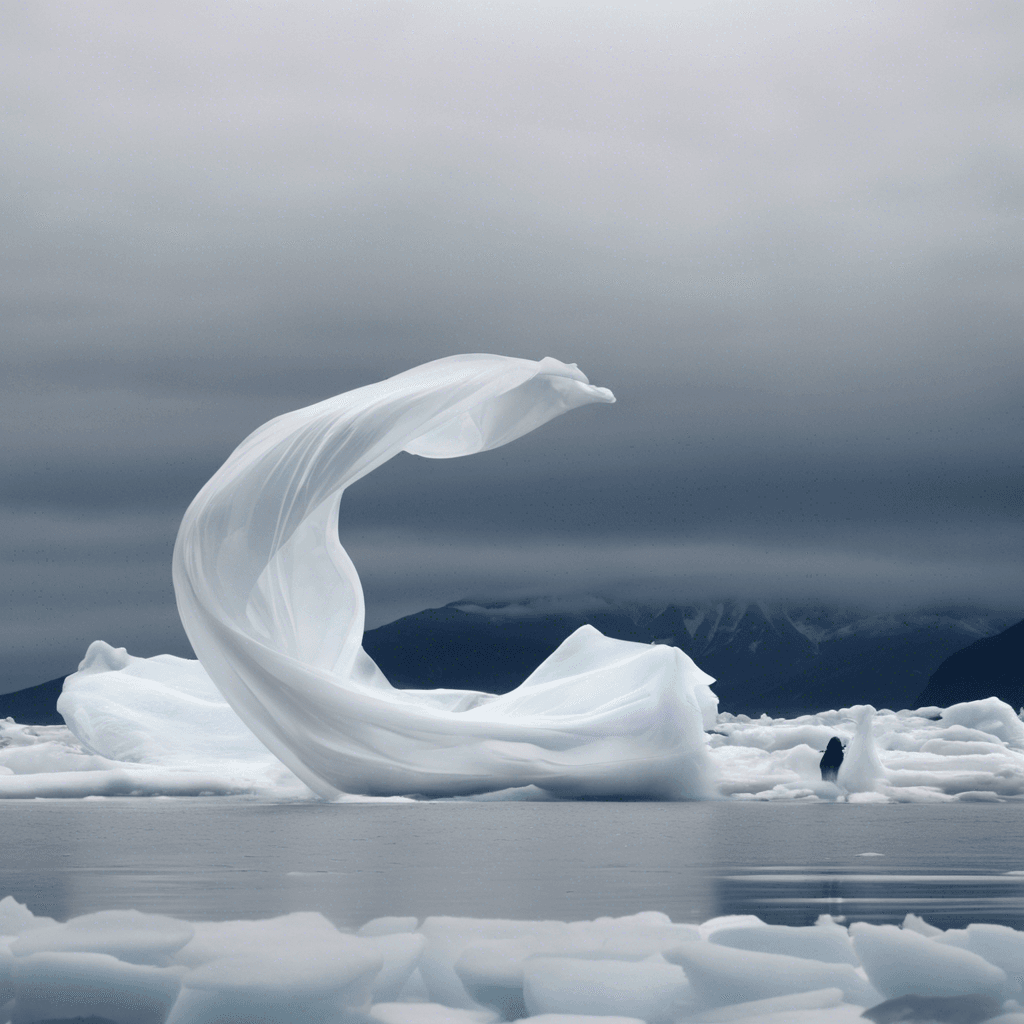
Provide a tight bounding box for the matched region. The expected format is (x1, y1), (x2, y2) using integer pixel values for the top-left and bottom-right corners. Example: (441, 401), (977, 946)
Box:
(172, 354), (716, 799)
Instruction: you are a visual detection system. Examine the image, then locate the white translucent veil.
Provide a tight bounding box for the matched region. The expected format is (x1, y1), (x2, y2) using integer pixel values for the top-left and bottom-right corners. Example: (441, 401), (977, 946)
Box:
(172, 354), (717, 799)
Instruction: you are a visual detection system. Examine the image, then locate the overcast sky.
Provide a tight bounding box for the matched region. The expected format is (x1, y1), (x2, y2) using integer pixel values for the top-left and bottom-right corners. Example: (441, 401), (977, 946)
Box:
(2, 0), (1022, 692)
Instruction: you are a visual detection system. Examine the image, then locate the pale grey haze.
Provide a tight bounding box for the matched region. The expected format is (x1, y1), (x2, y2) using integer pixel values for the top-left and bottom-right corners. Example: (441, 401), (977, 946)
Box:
(2, 1), (1022, 692)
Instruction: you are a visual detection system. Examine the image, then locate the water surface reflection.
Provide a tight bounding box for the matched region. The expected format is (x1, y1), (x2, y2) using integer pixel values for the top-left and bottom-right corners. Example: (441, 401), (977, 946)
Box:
(2, 799), (1023, 929)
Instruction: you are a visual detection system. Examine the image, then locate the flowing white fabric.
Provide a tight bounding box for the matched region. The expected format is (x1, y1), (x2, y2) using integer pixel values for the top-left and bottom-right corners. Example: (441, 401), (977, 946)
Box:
(172, 354), (717, 799)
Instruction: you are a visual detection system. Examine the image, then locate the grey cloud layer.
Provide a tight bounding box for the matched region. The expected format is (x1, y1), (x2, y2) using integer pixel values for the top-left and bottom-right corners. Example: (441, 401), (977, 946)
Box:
(2, 1), (1021, 690)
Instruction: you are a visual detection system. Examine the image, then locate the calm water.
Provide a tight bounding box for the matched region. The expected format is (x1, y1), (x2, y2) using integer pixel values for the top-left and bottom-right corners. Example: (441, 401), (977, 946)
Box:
(2, 799), (1024, 930)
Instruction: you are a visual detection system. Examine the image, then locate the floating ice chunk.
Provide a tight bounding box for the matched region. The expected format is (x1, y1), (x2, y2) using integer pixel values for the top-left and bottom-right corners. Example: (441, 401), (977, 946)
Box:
(418, 918), (562, 1009)
(0, 738), (114, 775)
(708, 699), (1024, 802)
(708, 921), (858, 965)
(359, 917), (419, 937)
(522, 956), (694, 1023)
(166, 934), (382, 1024)
(514, 1016), (644, 1024)
(663, 939), (882, 1008)
(0, 767), (270, 800)
(850, 921), (1009, 1000)
(860, 992), (1006, 1023)
(900, 913), (943, 937)
(453, 920), (699, 1021)
(10, 909), (193, 965)
(0, 692), (310, 800)
(932, 927), (971, 949)
(174, 912), (354, 968)
(453, 942), (535, 1020)
(837, 706), (885, 793)
(369, 1004), (498, 1024)
(942, 698), (1024, 748)
(698, 915), (768, 940)
(962, 924), (1024, 991)
(11, 951), (182, 1024)
(684, 986), (846, 1022)
(848, 790), (890, 803)
(921, 738), (1008, 756)
(419, 914), (700, 1011)
(688, 1010), (866, 1024)
(0, 898), (56, 937)
(11, 901), (1024, 1023)
(362, 932), (426, 1002)
(59, 641), (294, 776)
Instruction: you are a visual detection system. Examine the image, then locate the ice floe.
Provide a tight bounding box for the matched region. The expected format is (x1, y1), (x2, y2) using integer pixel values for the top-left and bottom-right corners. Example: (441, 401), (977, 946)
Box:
(4, 643), (1024, 803)
(4, 896), (1024, 1023)
(710, 698), (1024, 802)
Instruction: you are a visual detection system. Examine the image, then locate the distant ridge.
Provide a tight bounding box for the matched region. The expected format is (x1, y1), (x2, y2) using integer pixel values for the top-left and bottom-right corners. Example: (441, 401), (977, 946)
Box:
(0, 676), (67, 726)
(915, 618), (1024, 710)
(362, 598), (1018, 717)
(4, 603), (1019, 725)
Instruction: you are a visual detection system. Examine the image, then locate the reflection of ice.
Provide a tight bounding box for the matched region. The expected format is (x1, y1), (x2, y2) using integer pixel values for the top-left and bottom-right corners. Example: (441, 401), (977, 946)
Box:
(5, 894), (1024, 1023)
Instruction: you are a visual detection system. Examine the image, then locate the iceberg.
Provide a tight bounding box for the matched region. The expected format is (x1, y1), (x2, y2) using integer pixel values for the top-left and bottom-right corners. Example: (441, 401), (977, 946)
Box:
(4, 896), (1024, 1024)
(1, 652), (1019, 802)
(163, 354), (717, 800)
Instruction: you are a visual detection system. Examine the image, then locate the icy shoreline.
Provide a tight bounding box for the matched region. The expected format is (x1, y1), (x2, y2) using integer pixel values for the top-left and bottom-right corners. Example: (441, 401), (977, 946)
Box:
(4, 896), (1024, 1023)
(3, 639), (1024, 803)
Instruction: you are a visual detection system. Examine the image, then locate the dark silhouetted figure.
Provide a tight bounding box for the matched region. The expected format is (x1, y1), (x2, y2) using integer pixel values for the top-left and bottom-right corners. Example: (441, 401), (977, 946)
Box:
(820, 737), (844, 782)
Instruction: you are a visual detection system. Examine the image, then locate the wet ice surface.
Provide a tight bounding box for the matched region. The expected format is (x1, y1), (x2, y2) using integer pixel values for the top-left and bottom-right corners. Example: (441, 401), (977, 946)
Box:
(4, 885), (1024, 1023)
(711, 700), (1024, 803)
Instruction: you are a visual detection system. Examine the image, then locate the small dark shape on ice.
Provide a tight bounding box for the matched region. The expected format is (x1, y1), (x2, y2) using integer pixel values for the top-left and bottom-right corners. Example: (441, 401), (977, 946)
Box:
(860, 991), (1004, 1023)
(820, 736), (845, 782)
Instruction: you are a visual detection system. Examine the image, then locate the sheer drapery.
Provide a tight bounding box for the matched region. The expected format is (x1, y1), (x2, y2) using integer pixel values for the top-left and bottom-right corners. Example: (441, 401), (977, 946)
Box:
(172, 355), (716, 799)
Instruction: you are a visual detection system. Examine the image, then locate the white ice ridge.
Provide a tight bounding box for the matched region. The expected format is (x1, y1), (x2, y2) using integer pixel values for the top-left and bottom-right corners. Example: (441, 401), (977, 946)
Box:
(165, 354), (718, 800)
(4, 897), (1024, 1024)
(0, 646), (1013, 800)
(711, 699), (1024, 803)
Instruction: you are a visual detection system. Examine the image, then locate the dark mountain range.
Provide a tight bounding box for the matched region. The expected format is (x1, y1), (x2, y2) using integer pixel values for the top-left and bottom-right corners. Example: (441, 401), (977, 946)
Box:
(0, 676), (67, 726)
(7, 602), (1017, 725)
(362, 599), (1019, 717)
(914, 618), (1024, 710)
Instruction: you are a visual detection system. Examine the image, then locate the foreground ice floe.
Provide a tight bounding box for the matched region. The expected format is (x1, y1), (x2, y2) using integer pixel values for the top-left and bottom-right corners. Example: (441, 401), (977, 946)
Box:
(3, 896), (1024, 1024)
(3, 641), (1024, 801)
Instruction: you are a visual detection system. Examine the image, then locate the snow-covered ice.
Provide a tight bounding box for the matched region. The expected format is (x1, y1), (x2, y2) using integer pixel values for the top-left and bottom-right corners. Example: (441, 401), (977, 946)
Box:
(4, 644), (1024, 802)
(4, 896), (1024, 1023)
(711, 698), (1024, 802)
